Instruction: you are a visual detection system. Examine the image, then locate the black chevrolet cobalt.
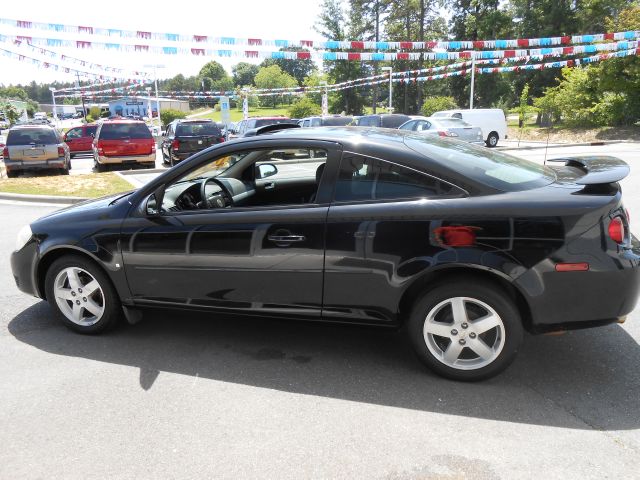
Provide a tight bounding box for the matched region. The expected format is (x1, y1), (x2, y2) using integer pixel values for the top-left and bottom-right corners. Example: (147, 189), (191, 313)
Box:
(10, 127), (640, 380)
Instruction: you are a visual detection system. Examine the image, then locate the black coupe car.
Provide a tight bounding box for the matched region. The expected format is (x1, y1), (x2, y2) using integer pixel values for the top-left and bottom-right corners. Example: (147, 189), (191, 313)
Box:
(10, 127), (639, 381)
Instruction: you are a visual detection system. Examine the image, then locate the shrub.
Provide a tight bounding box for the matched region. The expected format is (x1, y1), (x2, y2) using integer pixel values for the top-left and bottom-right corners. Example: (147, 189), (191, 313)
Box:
(288, 96), (321, 118)
(160, 109), (187, 127)
(421, 96), (457, 117)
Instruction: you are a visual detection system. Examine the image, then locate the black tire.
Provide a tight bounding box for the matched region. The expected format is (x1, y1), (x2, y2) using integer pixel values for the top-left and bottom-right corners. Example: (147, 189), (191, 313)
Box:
(70, 153), (76, 159)
(6, 170), (18, 178)
(60, 167), (70, 175)
(162, 149), (170, 165)
(407, 281), (523, 381)
(44, 255), (122, 334)
(486, 132), (499, 148)
(94, 160), (105, 173)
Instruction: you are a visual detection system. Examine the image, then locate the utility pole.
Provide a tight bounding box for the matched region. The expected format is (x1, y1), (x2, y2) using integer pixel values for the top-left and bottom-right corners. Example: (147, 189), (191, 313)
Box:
(75, 72), (87, 121)
(372, 0), (380, 114)
(49, 87), (58, 126)
(381, 66), (393, 113)
(470, 55), (476, 109)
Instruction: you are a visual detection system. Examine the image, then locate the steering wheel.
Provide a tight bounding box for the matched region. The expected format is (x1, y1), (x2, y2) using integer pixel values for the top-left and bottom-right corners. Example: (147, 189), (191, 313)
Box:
(199, 177), (233, 209)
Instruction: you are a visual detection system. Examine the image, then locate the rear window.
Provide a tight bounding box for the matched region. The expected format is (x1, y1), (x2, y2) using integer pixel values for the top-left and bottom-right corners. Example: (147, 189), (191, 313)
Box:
(99, 123), (152, 140)
(404, 134), (556, 192)
(176, 122), (221, 136)
(322, 116), (353, 126)
(254, 119), (294, 128)
(7, 128), (58, 145)
(433, 118), (471, 127)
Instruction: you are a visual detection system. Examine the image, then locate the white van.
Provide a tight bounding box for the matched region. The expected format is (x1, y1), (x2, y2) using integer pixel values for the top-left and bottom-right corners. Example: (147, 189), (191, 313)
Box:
(431, 108), (507, 147)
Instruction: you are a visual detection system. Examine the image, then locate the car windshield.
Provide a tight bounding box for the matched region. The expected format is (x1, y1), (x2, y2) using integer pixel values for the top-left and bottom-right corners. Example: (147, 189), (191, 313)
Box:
(99, 123), (152, 140)
(404, 134), (556, 192)
(176, 123), (221, 136)
(7, 128), (58, 145)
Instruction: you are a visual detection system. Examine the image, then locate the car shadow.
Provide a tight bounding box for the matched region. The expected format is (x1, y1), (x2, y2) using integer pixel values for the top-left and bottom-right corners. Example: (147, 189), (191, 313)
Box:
(9, 301), (640, 431)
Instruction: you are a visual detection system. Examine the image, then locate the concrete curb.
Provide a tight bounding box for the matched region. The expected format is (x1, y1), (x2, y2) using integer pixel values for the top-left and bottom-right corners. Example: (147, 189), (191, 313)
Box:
(0, 191), (88, 205)
(117, 168), (167, 176)
(498, 139), (635, 150)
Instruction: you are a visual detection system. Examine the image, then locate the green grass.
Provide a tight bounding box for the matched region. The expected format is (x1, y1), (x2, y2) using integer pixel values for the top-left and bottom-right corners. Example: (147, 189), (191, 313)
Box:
(0, 173), (133, 198)
(194, 107), (291, 122)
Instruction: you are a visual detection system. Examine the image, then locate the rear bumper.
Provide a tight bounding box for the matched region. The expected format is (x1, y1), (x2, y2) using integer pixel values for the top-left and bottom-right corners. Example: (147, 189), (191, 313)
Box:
(97, 153), (155, 165)
(516, 236), (640, 332)
(4, 158), (66, 171)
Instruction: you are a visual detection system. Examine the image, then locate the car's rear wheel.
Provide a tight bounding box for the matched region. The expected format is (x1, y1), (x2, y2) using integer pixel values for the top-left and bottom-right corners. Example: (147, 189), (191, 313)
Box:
(6, 170), (18, 178)
(162, 149), (170, 165)
(94, 158), (105, 172)
(407, 281), (523, 381)
(486, 132), (499, 147)
(45, 255), (121, 334)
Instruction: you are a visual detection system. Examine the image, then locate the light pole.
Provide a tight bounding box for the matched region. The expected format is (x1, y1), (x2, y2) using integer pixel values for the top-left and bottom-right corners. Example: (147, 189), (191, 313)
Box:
(381, 66), (393, 113)
(143, 64), (165, 127)
(49, 87), (58, 126)
(146, 87), (152, 120)
(469, 54), (476, 109)
(320, 80), (328, 116)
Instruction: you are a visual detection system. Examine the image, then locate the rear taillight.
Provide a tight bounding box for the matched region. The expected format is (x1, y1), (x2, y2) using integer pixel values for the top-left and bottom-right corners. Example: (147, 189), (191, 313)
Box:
(151, 142), (156, 152)
(2, 146), (8, 158)
(172, 139), (180, 150)
(608, 216), (626, 244)
(437, 130), (458, 137)
(57, 146), (65, 157)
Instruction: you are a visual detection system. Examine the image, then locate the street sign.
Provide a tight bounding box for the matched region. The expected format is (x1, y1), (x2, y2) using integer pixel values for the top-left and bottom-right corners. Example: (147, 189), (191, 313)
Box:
(220, 96), (230, 125)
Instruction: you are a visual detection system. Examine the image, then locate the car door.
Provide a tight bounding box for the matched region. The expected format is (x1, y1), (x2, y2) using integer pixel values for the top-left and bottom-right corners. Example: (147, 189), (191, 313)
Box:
(63, 127), (84, 153)
(119, 139), (340, 319)
(323, 152), (467, 325)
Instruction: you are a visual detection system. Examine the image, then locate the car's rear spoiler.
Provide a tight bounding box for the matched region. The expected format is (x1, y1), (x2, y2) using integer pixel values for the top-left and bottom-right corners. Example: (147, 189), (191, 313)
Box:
(547, 156), (630, 185)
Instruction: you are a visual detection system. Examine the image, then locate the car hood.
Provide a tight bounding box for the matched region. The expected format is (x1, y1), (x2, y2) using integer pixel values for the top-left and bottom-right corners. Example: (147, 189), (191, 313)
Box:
(31, 191), (135, 230)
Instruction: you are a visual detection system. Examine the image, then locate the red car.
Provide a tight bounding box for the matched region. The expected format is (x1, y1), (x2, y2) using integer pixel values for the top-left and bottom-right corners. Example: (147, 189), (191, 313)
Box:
(92, 120), (156, 171)
(63, 124), (98, 158)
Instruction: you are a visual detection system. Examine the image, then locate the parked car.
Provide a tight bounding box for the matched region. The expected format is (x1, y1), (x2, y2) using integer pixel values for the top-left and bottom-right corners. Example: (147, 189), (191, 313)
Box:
(431, 109), (508, 147)
(63, 124), (98, 158)
(92, 119), (156, 171)
(299, 115), (354, 127)
(10, 127), (640, 381)
(237, 117), (297, 137)
(161, 119), (225, 166)
(399, 116), (485, 145)
(355, 114), (412, 128)
(2, 125), (70, 177)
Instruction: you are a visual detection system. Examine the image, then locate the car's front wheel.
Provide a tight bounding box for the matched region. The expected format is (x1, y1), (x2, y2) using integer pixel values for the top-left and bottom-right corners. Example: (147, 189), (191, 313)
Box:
(486, 132), (499, 147)
(407, 281), (523, 381)
(45, 255), (122, 334)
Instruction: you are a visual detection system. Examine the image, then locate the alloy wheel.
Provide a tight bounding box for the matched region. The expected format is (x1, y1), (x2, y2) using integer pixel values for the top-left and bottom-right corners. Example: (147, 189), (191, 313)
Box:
(53, 267), (105, 326)
(422, 296), (505, 370)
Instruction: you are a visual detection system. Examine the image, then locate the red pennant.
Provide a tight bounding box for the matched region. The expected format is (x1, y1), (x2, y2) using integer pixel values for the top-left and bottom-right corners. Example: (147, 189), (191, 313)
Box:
(348, 52), (361, 60)
(561, 36), (571, 44)
(191, 48), (205, 55)
(517, 39), (529, 47)
(79, 26), (94, 34)
(504, 50), (516, 58)
(400, 42), (413, 49)
(248, 38), (262, 46)
(473, 41), (484, 49)
(134, 45), (149, 52)
(296, 51), (311, 59)
(397, 53), (409, 60)
(137, 31), (152, 39)
(563, 47), (574, 54)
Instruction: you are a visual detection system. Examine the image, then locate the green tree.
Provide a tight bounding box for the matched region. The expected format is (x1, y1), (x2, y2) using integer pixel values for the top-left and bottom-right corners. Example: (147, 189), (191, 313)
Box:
(199, 61), (233, 93)
(260, 48), (316, 86)
(160, 108), (187, 127)
(422, 96), (458, 116)
(316, 0), (369, 115)
(254, 65), (297, 107)
(288, 96), (322, 118)
(232, 63), (260, 87)
(1, 103), (20, 125)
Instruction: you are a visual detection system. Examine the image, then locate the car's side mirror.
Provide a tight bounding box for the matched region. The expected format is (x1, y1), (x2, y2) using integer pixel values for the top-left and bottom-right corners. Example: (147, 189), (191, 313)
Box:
(90, 133), (94, 138)
(146, 185), (166, 216)
(256, 163), (278, 179)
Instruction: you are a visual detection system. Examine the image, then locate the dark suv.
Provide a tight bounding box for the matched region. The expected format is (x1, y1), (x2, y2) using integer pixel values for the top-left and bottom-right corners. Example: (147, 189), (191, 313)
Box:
(161, 119), (225, 166)
(2, 125), (70, 177)
(355, 114), (412, 128)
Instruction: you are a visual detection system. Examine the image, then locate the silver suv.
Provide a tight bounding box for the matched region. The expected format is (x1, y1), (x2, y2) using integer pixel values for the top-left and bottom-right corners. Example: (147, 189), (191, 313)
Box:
(2, 125), (70, 177)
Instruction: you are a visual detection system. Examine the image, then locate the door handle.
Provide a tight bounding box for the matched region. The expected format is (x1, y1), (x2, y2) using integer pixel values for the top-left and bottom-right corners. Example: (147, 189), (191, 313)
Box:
(267, 234), (306, 245)
(264, 182), (275, 190)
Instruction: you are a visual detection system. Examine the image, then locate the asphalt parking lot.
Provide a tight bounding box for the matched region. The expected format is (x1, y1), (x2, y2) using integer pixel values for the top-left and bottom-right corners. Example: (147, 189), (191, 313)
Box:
(1, 143), (639, 479)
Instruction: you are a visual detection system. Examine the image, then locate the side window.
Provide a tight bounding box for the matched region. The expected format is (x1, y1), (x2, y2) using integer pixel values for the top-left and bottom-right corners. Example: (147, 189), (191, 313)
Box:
(415, 121), (432, 131)
(452, 113), (463, 119)
(85, 126), (97, 137)
(303, 120), (310, 127)
(334, 155), (462, 202)
(66, 127), (82, 139)
(399, 121), (416, 131)
(311, 118), (322, 127)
